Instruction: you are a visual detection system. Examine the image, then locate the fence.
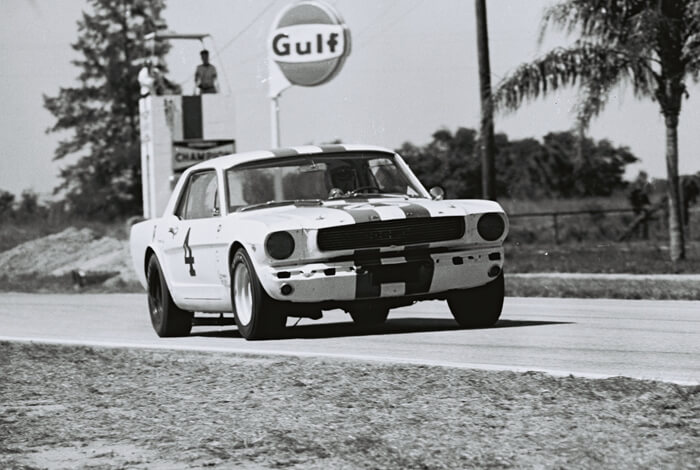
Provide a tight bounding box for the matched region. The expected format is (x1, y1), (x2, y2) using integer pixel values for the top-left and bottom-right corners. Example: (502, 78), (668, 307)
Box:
(508, 206), (700, 244)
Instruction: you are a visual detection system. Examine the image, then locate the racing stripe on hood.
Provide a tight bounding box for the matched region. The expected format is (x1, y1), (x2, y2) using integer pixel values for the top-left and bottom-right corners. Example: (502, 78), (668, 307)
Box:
(370, 204), (407, 221)
(341, 205), (381, 223)
(397, 202), (431, 219)
(326, 200), (380, 224)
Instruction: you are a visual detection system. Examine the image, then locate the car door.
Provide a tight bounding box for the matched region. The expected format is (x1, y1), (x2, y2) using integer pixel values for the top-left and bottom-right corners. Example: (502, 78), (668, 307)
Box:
(162, 169), (224, 301)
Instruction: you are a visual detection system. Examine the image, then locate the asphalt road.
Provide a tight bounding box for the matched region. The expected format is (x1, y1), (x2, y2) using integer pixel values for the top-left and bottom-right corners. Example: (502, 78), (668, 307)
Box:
(1, 293), (698, 384)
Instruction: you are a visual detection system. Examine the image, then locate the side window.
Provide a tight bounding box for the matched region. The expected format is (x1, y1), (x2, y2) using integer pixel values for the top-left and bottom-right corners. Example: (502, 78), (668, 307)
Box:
(176, 171), (219, 220)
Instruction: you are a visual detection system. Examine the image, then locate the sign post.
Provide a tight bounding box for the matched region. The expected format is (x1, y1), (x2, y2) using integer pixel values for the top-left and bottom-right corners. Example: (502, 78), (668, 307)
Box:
(267, 1), (351, 148)
(270, 97), (280, 148)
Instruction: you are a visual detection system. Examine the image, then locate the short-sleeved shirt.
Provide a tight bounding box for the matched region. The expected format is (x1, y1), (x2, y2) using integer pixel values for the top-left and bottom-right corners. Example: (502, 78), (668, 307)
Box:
(195, 64), (217, 93)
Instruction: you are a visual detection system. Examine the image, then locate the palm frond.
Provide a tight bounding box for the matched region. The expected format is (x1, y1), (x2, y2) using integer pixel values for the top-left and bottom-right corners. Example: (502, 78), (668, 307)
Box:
(540, 1), (661, 52)
(494, 42), (654, 113)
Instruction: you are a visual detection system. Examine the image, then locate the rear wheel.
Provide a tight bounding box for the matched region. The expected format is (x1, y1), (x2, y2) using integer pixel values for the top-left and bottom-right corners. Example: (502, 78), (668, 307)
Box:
(349, 304), (390, 327)
(147, 256), (192, 337)
(231, 249), (285, 340)
(447, 273), (504, 328)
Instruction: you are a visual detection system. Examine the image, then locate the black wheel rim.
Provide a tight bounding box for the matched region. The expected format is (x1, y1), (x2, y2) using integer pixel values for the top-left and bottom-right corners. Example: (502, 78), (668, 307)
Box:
(148, 270), (163, 327)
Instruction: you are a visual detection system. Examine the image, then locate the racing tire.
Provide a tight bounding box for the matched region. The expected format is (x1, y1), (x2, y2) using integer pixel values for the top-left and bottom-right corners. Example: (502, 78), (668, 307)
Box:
(231, 249), (286, 340)
(147, 255), (193, 337)
(447, 272), (504, 328)
(349, 304), (390, 327)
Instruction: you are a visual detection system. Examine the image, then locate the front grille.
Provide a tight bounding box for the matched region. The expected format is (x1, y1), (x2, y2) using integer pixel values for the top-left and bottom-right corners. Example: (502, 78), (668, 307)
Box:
(317, 216), (465, 251)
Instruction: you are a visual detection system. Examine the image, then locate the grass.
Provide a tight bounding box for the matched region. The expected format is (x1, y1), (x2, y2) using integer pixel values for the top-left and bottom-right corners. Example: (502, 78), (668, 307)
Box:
(1, 271), (698, 300)
(2, 198), (699, 299)
(1, 341), (698, 469)
(505, 241), (700, 274)
(2, 241), (699, 299)
(507, 276), (700, 300)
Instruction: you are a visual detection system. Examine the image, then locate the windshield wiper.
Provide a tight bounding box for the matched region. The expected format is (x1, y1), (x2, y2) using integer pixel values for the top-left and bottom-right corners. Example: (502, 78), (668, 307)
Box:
(340, 186), (385, 197)
(342, 190), (410, 199)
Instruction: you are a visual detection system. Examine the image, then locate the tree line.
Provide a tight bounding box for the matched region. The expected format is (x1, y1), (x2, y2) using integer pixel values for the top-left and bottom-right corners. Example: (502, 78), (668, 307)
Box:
(398, 128), (638, 200)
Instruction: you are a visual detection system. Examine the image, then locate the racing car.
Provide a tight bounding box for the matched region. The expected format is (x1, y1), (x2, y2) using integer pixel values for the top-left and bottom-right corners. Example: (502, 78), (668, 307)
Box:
(130, 145), (508, 339)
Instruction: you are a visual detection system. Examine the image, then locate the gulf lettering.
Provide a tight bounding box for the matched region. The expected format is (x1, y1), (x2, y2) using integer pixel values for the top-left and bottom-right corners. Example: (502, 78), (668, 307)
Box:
(270, 25), (345, 63)
(273, 33), (339, 56)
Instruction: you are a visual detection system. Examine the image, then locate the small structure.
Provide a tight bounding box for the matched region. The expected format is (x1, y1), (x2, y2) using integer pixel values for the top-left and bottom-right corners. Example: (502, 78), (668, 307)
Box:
(139, 32), (235, 218)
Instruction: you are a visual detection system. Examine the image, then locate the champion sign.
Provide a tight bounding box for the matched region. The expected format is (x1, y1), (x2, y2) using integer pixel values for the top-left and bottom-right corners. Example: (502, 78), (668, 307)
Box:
(268, 1), (350, 95)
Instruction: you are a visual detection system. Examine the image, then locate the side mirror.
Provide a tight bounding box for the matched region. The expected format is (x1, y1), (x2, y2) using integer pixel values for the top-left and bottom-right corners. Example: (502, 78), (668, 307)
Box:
(429, 186), (445, 201)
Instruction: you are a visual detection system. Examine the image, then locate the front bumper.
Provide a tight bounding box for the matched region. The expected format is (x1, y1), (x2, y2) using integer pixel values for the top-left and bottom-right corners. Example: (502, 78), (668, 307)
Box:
(257, 246), (504, 303)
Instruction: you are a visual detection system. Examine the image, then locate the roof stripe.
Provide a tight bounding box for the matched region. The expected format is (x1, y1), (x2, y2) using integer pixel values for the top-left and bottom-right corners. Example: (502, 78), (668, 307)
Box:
(291, 145), (325, 154)
(270, 148), (300, 157)
(318, 144), (348, 153)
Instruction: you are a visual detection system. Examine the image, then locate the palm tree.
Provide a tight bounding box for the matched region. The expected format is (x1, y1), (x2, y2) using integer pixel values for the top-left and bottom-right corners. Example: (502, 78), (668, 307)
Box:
(494, 0), (700, 262)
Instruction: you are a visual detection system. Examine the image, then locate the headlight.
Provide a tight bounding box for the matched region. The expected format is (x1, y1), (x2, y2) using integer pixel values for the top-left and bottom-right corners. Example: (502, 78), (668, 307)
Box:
(266, 231), (295, 259)
(477, 213), (505, 241)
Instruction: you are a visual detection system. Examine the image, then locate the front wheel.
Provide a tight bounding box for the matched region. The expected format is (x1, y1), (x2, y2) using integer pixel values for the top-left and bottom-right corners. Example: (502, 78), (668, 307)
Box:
(147, 256), (193, 337)
(447, 273), (504, 328)
(231, 249), (285, 340)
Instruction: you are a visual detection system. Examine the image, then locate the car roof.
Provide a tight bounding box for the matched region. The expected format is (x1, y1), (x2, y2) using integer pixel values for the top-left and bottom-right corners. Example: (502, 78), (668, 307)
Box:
(187, 144), (396, 172)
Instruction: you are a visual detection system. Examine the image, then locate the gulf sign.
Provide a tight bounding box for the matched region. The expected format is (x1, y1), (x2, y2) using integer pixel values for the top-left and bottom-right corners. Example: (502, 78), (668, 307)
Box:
(268, 1), (351, 90)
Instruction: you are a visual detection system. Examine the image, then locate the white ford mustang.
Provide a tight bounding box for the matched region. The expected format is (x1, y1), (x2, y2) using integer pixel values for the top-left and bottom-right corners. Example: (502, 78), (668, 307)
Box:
(130, 145), (508, 340)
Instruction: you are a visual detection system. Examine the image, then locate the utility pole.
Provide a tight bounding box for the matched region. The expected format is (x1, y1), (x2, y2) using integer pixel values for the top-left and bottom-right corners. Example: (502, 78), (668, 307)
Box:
(475, 0), (496, 200)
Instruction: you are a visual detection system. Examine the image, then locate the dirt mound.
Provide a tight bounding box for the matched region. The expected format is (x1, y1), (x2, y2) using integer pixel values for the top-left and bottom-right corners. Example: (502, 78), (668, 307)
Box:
(0, 227), (137, 284)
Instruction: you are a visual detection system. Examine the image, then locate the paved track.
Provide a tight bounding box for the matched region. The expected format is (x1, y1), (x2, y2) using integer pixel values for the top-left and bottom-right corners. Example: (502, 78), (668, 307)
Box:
(1, 293), (698, 384)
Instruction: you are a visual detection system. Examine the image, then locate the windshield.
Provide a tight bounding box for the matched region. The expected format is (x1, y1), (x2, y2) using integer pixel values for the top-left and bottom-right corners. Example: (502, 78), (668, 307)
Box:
(225, 152), (425, 211)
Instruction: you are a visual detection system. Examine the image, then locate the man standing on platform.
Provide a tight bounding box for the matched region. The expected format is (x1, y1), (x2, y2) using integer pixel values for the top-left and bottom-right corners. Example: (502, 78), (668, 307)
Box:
(195, 49), (218, 94)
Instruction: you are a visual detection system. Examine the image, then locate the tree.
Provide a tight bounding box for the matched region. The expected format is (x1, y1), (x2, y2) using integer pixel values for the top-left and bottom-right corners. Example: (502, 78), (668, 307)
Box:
(44, 0), (179, 219)
(0, 190), (14, 220)
(497, 131), (637, 198)
(494, 0), (700, 262)
(399, 128), (481, 199)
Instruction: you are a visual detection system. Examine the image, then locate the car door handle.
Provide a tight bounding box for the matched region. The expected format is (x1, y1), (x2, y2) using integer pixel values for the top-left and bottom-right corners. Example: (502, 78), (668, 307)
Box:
(168, 227), (179, 236)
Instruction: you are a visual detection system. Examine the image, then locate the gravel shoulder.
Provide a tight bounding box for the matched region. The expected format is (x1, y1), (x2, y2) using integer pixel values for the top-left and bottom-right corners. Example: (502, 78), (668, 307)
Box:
(1, 341), (698, 469)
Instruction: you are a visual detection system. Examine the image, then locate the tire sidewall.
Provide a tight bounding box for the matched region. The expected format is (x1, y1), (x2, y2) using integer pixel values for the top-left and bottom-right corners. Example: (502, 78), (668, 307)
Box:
(231, 250), (264, 339)
(448, 273), (504, 328)
(146, 255), (192, 337)
(147, 256), (169, 336)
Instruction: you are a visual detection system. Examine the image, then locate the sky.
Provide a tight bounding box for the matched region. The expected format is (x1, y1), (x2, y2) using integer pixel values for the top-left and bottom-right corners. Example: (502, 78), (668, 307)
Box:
(1, 0), (700, 197)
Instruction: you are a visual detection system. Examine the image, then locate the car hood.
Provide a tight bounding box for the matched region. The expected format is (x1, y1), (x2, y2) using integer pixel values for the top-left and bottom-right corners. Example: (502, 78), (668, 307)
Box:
(230, 197), (505, 231)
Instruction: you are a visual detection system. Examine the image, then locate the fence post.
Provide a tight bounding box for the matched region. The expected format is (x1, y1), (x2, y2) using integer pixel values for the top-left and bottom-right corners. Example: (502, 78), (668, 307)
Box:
(553, 213), (559, 244)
